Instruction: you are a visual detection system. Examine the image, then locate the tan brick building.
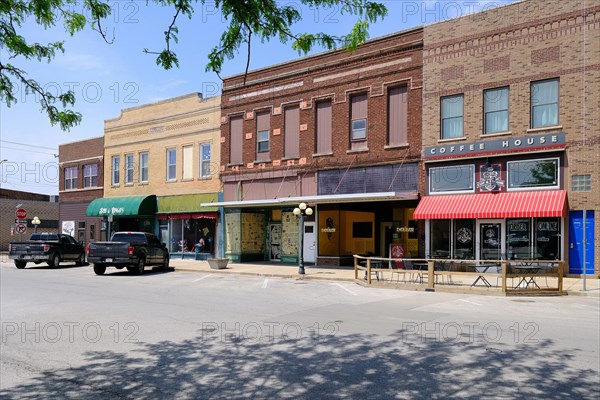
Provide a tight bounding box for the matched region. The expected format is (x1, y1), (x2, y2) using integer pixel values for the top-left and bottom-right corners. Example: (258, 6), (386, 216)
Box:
(217, 29), (424, 266)
(88, 93), (222, 257)
(416, 0), (599, 275)
(58, 136), (105, 243)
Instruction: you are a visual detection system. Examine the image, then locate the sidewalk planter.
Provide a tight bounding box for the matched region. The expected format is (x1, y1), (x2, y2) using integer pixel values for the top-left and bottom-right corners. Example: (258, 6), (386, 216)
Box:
(207, 258), (229, 269)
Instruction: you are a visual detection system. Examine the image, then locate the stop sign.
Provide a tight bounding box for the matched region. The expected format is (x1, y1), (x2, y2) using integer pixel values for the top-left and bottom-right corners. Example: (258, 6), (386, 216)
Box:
(16, 208), (27, 219)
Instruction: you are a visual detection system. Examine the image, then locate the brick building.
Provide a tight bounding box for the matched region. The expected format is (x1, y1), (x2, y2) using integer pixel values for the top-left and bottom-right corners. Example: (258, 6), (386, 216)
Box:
(58, 136), (105, 244)
(415, 0), (599, 275)
(216, 28), (423, 266)
(87, 93), (222, 258)
(0, 189), (59, 250)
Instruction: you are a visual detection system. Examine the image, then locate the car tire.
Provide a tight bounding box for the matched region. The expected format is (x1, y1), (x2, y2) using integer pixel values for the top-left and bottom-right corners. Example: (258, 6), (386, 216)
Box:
(93, 264), (106, 275)
(76, 253), (86, 266)
(14, 261), (27, 269)
(161, 254), (169, 271)
(136, 257), (145, 275)
(50, 253), (61, 268)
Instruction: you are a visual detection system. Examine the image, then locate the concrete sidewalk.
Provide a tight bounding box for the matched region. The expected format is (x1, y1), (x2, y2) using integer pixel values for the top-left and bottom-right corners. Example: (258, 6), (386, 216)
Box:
(170, 258), (600, 297)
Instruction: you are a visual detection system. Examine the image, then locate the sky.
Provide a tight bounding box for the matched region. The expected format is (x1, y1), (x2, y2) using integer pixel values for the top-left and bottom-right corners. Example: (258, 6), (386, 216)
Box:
(0, 0), (516, 195)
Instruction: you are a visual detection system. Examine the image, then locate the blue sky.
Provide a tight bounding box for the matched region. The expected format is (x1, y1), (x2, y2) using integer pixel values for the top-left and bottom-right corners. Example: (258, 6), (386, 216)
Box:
(0, 0), (515, 195)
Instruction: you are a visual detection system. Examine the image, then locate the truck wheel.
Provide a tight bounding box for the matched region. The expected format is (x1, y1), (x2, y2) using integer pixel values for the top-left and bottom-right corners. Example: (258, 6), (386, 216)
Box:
(161, 254), (170, 271)
(76, 253), (86, 266)
(136, 257), (145, 275)
(126, 267), (136, 273)
(50, 253), (61, 268)
(14, 261), (27, 269)
(93, 264), (106, 275)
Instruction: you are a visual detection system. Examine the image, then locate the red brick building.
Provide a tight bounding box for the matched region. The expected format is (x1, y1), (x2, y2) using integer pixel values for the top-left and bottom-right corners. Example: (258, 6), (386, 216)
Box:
(218, 28), (424, 266)
(58, 136), (105, 244)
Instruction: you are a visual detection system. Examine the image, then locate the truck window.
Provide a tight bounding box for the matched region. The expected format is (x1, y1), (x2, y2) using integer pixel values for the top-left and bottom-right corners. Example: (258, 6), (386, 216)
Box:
(111, 233), (147, 245)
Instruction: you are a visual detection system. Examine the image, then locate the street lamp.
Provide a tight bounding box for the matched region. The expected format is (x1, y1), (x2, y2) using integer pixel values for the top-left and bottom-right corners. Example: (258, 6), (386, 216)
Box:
(32, 216), (41, 233)
(293, 202), (313, 275)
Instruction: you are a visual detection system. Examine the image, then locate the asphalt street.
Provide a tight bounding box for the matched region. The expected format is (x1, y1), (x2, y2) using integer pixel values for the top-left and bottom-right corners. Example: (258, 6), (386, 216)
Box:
(1, 261), (599, 399)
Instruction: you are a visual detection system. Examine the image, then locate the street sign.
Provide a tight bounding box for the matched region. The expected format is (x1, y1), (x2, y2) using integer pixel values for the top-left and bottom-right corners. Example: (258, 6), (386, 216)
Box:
(15, 219), (27, 224)
(15, 223), (27, 234)
(16, 208), (27, 219)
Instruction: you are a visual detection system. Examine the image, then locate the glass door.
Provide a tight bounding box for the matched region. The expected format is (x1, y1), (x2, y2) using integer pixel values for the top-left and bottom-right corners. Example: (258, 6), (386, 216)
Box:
(477, 220), (505, 261)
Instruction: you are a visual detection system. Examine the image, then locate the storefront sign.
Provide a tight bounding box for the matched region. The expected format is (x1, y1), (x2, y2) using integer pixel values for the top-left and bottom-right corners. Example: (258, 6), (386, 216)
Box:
(477, 163), (504, 192)
(321, 228), (336, 233)
(395, 227), (415, 233)
(424, 132), (565, 160)
(98, 207), (125, 216)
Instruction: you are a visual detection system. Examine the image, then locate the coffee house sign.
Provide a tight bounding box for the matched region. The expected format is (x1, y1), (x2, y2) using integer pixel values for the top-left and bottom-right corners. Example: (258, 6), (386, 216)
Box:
(424, 133), (565, 160)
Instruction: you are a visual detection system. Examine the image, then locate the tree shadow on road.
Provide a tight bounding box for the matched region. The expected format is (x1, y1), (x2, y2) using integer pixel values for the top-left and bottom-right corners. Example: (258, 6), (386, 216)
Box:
(1, 327), (598, 399)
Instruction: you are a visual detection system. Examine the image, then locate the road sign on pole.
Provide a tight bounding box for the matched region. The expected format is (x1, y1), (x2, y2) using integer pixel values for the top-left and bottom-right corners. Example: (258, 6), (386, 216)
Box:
(16, 208), (27, 219)
(15, 223), (27, 234)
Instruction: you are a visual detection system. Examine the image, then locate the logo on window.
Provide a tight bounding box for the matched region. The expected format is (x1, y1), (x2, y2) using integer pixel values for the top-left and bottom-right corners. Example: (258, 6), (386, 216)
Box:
(456, 228), (472, 243)
(477, 163), (504, 192)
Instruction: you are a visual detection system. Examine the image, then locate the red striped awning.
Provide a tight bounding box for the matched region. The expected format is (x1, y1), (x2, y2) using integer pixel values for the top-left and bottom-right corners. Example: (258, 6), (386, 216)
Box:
(413, 190), (567, 220)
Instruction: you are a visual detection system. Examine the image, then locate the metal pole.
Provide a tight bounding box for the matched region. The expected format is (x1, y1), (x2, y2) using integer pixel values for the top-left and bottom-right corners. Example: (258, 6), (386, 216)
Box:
(583, 209), (587, 291)
(298, 213), (305, 275)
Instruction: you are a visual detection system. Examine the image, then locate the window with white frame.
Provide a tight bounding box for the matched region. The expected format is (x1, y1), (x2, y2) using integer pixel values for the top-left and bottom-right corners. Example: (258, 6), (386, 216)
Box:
(441, 94), (464, 139)
(429, 164), (475, 194)
(139, 152), (148, 183)
(531, 78), (559, 128)
(65, 167), (77, 190)
(200, 143), (211, 178)
(484, 87), (509, 134)
(125, 154), (134, 184)
(83, 164), (98, 188)
(166, 148), (176, 181)
(507, 158), (559, 190)
(257, 131), (269, 153)
(111, 156), (120, 185)
(572, 175), (591, 192)
(350, 93), (368, 142)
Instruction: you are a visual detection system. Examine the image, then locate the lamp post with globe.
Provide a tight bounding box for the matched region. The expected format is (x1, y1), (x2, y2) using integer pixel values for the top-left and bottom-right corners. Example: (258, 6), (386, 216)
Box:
(293, 202), (313, 275)
(32, 216), (41, 233)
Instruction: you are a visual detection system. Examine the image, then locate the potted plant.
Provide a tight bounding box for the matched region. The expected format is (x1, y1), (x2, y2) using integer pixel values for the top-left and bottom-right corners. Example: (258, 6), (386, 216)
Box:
(207, 258), (229, 269)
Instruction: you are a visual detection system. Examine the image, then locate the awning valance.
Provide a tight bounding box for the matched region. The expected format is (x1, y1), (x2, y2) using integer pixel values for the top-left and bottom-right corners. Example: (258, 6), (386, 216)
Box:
(413, 190), (567, 220)
(157, 212), (219, 220)
(86, 195), (157, 217)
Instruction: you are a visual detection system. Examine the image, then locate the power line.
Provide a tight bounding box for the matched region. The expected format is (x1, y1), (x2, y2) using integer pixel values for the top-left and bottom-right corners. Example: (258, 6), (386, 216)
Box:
(0, 146), (57, 156)
(0, 140), (57, 151)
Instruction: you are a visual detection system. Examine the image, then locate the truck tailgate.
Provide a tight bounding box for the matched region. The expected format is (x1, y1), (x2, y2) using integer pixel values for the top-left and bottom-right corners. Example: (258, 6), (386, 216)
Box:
(89, 242), (130, 258)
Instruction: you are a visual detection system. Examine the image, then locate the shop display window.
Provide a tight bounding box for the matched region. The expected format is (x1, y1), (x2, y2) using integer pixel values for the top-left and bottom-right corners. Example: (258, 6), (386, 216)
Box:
(430, 219), (450, 258)
(430, 164), (475, 194)
(454, 219), (474, 259)
(535, 218), (561, 260)
(507, 219), (530, 259)
(507, 158), (559, 190)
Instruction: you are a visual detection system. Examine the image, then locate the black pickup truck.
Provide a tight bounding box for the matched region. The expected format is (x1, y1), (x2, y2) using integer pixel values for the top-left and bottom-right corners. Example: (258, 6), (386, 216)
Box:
(87, 232), (169, 275)
(9, 233), (86, 269)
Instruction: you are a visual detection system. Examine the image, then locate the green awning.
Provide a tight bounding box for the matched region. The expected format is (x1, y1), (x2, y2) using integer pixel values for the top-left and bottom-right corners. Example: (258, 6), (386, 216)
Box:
(157, 193), (219, 214)
(86, 195), (157, 217)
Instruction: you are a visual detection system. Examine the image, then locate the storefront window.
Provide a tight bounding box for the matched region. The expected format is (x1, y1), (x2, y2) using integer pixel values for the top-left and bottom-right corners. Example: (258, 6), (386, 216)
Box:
(535, 218), (561, 260)
(430, 165), (475, 194)
(507, 158), (559, 190)
(507, 219), (530, 259)
(453, 219), (474, 259)
(430, 220), (450, 258)
(170, 218), (215, 254)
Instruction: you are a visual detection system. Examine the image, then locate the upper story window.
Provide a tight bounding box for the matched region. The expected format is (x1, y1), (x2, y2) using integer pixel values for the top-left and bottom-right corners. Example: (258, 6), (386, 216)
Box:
(166, 148), (176, 181)
(441, 94), (464, 139)
(125, 153), (134, 184)
(388, 86), (408, 146)
(315, 100), (332, 154)
(83, 164), (98, 188)
(256, 111), (270, 161)
(350, 93), (368, 143)
(230, 116), (243, 165)
(284, 105), (300, 159)
(429, 164), (475, 194)
(572, 175), (591, 192)
(65, 167), (77, 190)
(200, 143), (211, 178)
(139, 152), (149, 183)
(182, 145), (193, 180)
(507, 157), (559, 190)
(531, 78), (559, 128)
(484, 87), (509, 134)
(111, 156), (120, 185)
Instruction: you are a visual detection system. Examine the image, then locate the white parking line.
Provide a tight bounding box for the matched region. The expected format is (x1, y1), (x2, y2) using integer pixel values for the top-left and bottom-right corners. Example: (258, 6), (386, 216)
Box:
(192, 275), (213, 283)
(262, 279), (269, 289)
(459, 298), (482, 306)
(330, 283), (357, 296)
